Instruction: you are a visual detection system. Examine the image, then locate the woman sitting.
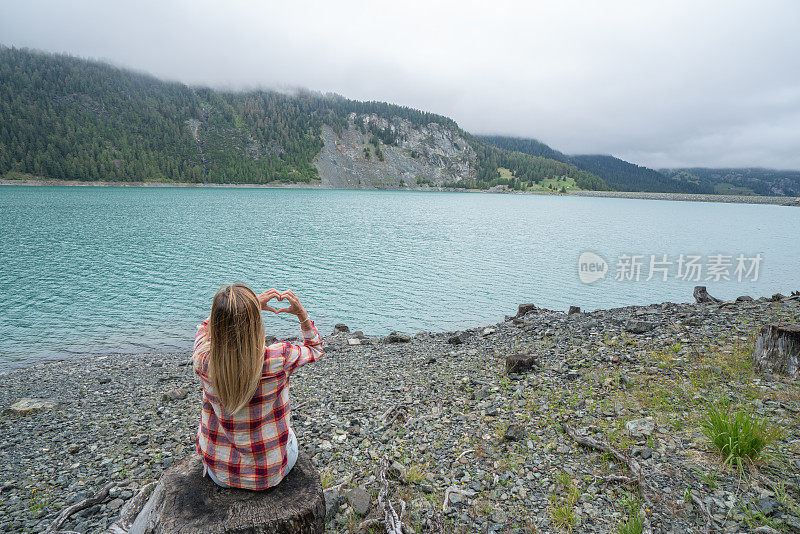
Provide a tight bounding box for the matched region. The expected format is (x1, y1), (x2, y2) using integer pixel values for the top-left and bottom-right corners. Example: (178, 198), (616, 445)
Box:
(193, 283), (323, 490)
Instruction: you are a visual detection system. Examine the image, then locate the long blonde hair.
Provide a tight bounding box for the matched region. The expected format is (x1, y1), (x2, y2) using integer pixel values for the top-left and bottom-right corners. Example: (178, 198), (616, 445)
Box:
(208, 283), (265, 414)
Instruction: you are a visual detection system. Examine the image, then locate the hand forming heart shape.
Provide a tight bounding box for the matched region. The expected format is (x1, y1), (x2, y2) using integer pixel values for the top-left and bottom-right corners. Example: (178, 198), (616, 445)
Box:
(257, 288), (305, 319)
(258, 288), (288, 313)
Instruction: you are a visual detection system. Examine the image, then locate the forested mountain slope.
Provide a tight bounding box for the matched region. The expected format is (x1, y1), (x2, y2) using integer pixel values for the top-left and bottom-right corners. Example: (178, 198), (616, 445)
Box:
(479, 135), (713, 194)
(660, 168), (800, 196)
(11, 47), (791, 196)
(0, 47), (606, 189)
(570, 155), (712, 194)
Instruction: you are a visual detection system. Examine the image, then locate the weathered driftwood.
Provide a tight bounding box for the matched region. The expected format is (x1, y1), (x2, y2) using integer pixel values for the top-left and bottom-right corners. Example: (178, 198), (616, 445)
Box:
(754, 323), (800, 378)
(693, 285), (721, 304)
(356, 460), (409, 534)
(109, 452), (324, 534)
(377, 460), (405, 534)
(376, 403), (408, 432)
(45, 479), (132, 533)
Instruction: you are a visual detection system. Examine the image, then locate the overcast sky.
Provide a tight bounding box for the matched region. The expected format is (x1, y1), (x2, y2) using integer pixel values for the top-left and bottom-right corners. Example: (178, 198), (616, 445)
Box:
(2, 0), (799, 169)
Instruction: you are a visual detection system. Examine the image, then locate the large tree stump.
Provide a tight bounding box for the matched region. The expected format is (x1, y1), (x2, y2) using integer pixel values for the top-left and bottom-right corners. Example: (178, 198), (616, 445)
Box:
(693, 286), (721, 304)
(753, 323), (800, 378)
(515, 303), (539, 318)
(114, 451), (324, 534)
(506, 353), (539, 374)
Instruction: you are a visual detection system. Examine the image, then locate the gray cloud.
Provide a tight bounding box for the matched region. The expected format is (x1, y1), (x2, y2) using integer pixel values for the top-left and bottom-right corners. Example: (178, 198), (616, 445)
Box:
(2, 0), (799, 169)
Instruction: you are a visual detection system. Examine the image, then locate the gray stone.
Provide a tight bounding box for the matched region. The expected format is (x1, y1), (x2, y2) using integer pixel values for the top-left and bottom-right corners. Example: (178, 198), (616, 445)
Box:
(447, 332), (467, 344)
(625, 418), (655, 438)
(503, 424), (525, 442)
(389, 461), (407, 479)
(8, 398), (56, 414)
(323, 488), (342, 519)
(625, 320), (656, 334)
(332, 324), (350, 334)
(347, 486), (371, 516)
(162, 388), (188, 401)
(129, 434), (149, 446)
(448, 492), (465, 505)
(314, 120), (476, 189)
(383, 332), (411, 343)
(492, 509), (508, 524)
(568, 306), (581, 315)
(756, 497), (786, 517)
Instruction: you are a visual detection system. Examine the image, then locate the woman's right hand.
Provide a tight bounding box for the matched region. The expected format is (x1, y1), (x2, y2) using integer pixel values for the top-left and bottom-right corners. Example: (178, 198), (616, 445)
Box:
(258, 288), (282, 313)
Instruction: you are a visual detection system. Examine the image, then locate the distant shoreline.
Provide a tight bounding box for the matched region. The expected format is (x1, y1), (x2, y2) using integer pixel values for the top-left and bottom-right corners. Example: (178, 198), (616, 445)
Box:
(0, 178), (323, 189)
(569, 189), (799, 206)
(2, 178), (798, 206)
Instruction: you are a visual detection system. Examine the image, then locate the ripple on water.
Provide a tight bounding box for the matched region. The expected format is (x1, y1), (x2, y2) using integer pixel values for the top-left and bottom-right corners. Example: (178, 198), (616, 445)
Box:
(1, 186), (799, 368)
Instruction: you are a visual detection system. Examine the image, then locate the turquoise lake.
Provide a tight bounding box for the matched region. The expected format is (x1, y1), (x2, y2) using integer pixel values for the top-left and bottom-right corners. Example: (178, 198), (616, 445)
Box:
(1, 185), (798, 369)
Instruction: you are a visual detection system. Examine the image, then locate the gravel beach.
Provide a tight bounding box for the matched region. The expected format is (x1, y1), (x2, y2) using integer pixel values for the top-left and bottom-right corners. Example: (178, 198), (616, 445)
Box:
(1, 294), (799, 533)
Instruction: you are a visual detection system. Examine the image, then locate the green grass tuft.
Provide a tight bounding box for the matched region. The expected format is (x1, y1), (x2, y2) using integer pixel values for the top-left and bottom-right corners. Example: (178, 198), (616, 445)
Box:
(616, 514), (643, 534)
(700, 403), (781, 469)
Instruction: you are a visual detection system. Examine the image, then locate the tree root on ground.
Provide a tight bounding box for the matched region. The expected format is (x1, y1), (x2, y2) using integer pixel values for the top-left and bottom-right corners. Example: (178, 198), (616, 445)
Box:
(564, 424), (655, 534)
(44, 479), (133, 534)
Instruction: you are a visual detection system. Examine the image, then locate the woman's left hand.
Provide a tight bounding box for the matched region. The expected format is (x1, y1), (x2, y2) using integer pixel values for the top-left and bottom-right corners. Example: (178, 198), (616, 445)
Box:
(275, 289), (308, 321)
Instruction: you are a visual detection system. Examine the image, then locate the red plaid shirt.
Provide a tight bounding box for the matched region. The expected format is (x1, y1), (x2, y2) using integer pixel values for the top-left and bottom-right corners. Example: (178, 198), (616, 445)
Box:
(193, 317), (323, 490)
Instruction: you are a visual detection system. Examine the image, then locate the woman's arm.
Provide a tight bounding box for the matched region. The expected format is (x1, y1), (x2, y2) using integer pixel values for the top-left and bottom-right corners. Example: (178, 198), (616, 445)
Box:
(283, 315), (323, 374)
(193, 316), (211, 375)
(259, 289), (323, 374)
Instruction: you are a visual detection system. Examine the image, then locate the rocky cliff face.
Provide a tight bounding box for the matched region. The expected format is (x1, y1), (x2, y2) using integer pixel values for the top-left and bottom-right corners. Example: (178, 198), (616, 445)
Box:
(314, 113), (476, 188)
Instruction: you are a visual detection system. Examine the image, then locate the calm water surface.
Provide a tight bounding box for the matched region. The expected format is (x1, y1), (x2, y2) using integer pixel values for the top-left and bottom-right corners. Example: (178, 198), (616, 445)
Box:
(1, 186), (798, 368)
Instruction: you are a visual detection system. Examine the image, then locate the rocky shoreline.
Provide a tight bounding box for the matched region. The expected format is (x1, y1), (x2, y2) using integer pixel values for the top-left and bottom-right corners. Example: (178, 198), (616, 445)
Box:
(1, 293), (799, 533)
